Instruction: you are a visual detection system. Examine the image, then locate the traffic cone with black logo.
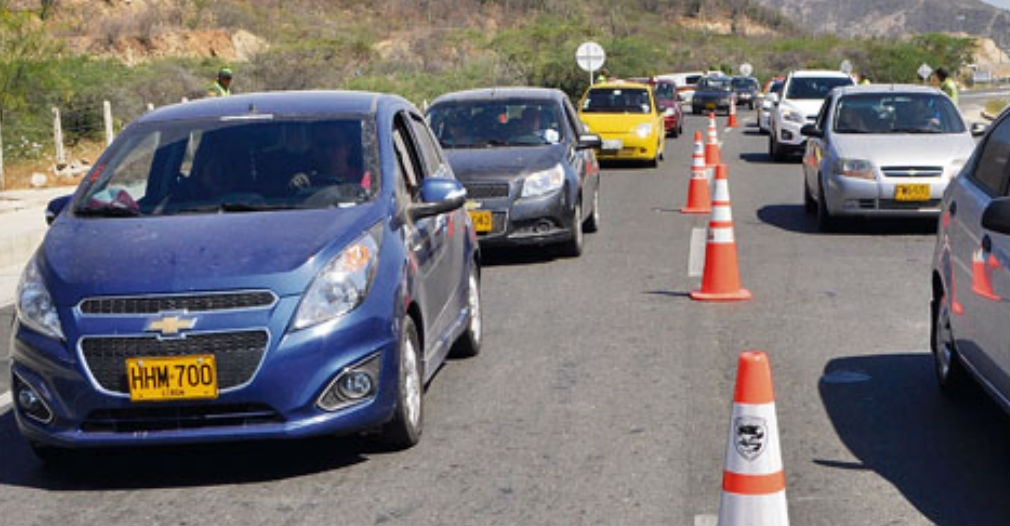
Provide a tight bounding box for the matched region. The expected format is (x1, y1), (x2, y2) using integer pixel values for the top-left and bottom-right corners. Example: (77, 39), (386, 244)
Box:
(718, 350), (789, 526)
(691, 164), (751, 301)
(971, 246), (1002, 301)
(727, 93), (739, 128)
(681, 131), (712, 214)
(706, 111), (721, 169)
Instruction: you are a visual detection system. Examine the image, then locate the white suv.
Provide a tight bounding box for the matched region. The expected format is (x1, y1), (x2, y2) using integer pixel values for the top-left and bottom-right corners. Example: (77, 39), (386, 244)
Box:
(769, 70), (854, 162)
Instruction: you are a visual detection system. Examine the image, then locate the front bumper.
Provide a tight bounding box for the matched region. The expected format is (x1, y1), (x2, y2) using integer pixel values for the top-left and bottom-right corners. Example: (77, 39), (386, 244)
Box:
(11, 302), (403, 448)
(467, 188), (576, 248)
(824, 175), (946, 217)
(774, 118), (809, 148)
(596, 132), (658, 161)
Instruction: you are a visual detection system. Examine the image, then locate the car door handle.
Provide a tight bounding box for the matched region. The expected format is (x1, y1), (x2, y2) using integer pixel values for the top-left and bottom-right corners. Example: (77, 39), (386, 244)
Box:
(983, 234), (992, 253)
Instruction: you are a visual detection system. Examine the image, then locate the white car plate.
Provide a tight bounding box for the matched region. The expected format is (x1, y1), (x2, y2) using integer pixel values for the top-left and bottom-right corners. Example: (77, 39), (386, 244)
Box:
(602, 139), (623, 151)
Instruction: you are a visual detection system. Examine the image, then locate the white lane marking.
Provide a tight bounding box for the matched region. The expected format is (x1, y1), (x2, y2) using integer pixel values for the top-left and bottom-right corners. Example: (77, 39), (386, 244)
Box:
(694, 514), (718, 526)
(0, 390), (12, 413)
(689, 227), (707, 277)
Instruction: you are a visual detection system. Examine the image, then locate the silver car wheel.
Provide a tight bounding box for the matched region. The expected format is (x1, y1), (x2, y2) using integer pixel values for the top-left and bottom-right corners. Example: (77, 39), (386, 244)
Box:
(403, 335), (421, 429)
(934, 298), (955, 381)
(467, 270), (481, 347)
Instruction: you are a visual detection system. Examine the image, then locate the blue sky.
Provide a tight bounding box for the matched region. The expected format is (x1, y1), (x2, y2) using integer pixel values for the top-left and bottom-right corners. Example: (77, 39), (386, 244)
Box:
(978, 0), (1010, 10)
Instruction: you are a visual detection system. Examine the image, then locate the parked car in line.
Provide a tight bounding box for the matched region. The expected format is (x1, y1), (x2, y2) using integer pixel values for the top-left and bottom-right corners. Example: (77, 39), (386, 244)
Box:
(930, 104), (1010, 416)
(657, 71), (703, 105)
(577, 79), (666, 166)
(800, 84), (982, 231)
(690, 74), (734, 115)
(730, 76), (760, 110)
(769, 69), (855, 162)
(11, 90), (482, 461)
(757, 77), (785, 134)
(426, 87), (602, 257)
(630, 77), (684, 137)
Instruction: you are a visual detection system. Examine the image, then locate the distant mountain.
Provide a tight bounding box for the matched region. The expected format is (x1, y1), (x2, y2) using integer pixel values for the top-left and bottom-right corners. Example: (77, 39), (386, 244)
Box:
(749, 0), (1010, 49)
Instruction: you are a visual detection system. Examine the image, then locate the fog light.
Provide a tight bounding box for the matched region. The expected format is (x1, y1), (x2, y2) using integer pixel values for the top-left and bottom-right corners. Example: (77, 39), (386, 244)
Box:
(337, 371), (374, 400)
(317, 352), (382, 412)
(14, 373), (53, 424)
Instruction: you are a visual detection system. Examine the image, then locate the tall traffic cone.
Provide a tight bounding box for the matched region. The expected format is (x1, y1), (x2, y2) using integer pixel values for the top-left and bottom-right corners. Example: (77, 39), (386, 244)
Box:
(718, 350), (789, 526)
(691, 164), (751, 301)
(706, 111), (721, 169)
(727, 93), (739, 128)
(970, 247), (1002, 301)
(681, 131), (712, 214)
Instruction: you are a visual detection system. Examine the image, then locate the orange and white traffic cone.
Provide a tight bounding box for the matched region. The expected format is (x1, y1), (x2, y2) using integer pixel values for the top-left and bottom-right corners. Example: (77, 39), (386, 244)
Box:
(718, 350), (789, 526)
(682, 131), (712, 214)
(971, 247), (1002, 301)
(706, 111), (721, 169)
(727, 93), (739, 128)
(691, 164), (751, 301)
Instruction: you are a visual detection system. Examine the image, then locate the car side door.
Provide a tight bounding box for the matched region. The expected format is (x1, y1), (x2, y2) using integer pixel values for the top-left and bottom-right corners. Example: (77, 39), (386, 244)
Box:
(803, 94), (832, 194)
(947, 114), (1010, 398)
(562, 97), (597, 202)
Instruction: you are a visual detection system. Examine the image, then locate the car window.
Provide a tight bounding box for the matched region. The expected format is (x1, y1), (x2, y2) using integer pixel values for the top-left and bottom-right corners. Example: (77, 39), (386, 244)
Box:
(393, 113), (424, 199)
(832, 93), (965, 135)
(786, 76), (854, 100)
(969, 116), (1010, 196)
(562, 98), (584, 136)
(653, 82), (675, 99)
(408, 112), (446, 178)
(581, 88), (652, 114)
(428, 99), (563, 147)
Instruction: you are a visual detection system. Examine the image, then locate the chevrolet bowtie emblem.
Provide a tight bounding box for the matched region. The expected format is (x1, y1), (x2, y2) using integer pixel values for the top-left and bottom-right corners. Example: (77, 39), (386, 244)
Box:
(146, 316), (196, 336)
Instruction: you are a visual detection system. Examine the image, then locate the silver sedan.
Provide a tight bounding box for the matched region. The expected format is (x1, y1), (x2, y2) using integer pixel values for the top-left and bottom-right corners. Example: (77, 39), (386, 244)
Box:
(800, 84), (983, 231)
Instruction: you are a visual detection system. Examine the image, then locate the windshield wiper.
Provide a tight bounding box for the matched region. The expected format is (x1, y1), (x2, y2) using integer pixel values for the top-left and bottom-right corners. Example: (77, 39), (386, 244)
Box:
(172, 202), (291, 215)
(74, 205), (140, 218)
(892, 127), (941, 134)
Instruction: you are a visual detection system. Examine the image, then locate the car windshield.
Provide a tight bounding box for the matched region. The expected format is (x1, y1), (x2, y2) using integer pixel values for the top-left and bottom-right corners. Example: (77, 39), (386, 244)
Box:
(427, 99), (563, 148)
(731, 78), (758, 90)
(581, 88), (653, 114)
(786, 76), (854, 99)
(652, 82), (675, 100)
(700, 77), (731, 91)
(833, 93), (966, 134)
(74, 116), (380, 217)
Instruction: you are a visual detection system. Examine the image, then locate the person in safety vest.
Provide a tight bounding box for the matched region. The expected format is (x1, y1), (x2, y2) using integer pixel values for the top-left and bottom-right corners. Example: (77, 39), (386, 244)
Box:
(207, 67), (233, 97)
(935, 67), (958, 105)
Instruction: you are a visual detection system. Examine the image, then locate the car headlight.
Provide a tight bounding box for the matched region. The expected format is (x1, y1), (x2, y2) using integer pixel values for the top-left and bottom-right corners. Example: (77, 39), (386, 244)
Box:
(664, 107), (675, 117)
(16, 257), (64, 340)
(521, 163), (565, 198)
(292, 228), (380, 331)
(635, 123), (653, 138)
(782, 108), (805, 124)
(834, 158), (875, 180)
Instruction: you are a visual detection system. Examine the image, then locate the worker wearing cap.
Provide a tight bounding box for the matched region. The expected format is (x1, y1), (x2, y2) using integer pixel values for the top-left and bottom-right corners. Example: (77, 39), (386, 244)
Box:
(207, 67), (233, 97)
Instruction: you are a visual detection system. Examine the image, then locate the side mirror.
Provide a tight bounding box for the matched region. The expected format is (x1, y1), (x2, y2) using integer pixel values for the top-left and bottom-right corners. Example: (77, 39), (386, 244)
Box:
(800, 124), (823, 138)
(971, 122), (989, 137)
(577, 133), (602, 150)
(410, 177), (466, 220)
(981, 196), (1010, 235)
(45, 194), (73, 225)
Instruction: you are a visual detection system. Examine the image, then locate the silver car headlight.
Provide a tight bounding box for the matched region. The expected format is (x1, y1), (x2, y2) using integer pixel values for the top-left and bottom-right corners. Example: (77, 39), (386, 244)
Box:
(521, 163), (565, 198)
(782, 108), (805, 124)
(635, 123), (653, 138)
(834, 158), (875, 180)
(292, 229), (380, 331)
(16, 257), (64, 340)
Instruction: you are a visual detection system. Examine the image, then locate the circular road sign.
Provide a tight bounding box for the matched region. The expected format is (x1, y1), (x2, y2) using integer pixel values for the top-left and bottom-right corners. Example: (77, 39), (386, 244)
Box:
(576, 41), (606, 73)
(740, 63), (753, 76)
(840, 60), (853, 75)
(918, 63), (933, 80)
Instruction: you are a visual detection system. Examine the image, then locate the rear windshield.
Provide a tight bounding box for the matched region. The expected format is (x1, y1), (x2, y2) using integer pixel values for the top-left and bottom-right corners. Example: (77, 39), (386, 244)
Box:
(74, 116), (379, 218)
(833, 93), (966, 134)
(581, 88), (653, 114)
(427, 99), (564, 148)
(786, 76), (854, 100)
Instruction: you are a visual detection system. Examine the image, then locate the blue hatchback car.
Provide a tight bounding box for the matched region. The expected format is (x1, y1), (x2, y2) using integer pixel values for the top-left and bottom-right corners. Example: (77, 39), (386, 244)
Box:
(11, 91), (482, 459)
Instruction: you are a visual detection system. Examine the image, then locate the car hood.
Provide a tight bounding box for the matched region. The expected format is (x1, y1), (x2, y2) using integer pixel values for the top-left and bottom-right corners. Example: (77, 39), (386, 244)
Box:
(445, 145), (566, 180)
(580, 113), (656, 135)
(41, 205), (379, 304)
(781, 99), (826, 119)
(832, 133), (976, 167)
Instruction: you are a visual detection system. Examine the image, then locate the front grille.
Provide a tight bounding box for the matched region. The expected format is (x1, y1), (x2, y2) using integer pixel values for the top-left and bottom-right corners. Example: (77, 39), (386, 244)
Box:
(882, 166), (943, 178)
(80, 291), (276, 315)
(81, 403), (283, 433)
(81, 330), (268, 394)
(464, 183), (510, 199)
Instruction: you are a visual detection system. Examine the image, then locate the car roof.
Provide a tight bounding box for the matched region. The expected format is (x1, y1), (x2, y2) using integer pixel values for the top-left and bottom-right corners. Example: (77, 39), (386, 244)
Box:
(833, 84), (946, 97)
(590, 80), (652, 90)
(135, 90), (396, 124)
(429, 86), (566, 105)
(788, 70), (853, 79)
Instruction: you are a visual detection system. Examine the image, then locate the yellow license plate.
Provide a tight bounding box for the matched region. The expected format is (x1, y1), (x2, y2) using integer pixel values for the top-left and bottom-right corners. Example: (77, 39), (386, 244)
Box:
(126, 354), (218, 401)
(894, 184), (931, 202)
(468, 210), (493, 233)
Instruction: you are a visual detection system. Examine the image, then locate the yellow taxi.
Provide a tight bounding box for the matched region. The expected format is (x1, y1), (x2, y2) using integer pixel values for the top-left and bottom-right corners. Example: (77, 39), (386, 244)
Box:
(577, 80), (665, 165)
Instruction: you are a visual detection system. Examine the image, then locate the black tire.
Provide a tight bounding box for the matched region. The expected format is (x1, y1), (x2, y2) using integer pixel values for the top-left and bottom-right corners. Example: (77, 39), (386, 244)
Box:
(670, 123), (679, 138)
(583, 187), (600, 233)
(559, 200), (584, 257)
(816, 181), (835, 232)
(381, 317), (423, 449)
(769, 134), (785, 162)
(450, 264), (481, 358)
(803, 180), (816, 214)
(931, 290), (967, 395)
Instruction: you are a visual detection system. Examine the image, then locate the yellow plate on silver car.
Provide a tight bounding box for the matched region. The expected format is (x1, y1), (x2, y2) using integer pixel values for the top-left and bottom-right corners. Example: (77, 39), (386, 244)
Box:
(468, 210), (493, 233)
(126, 354), (218, 401)
(894, 184), (930, 202)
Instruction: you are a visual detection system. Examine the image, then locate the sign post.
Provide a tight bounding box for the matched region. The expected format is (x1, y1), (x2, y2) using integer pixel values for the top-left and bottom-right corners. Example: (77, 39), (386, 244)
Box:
(576, 41), (606, 86)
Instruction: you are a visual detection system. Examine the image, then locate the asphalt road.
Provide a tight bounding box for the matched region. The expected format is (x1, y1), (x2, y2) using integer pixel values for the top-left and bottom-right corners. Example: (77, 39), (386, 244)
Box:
(0, 111), (1007, 526)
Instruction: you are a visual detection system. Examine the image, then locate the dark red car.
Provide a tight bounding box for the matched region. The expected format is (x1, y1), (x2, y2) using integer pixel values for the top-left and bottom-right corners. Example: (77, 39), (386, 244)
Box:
(631, 77), (683, 138)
